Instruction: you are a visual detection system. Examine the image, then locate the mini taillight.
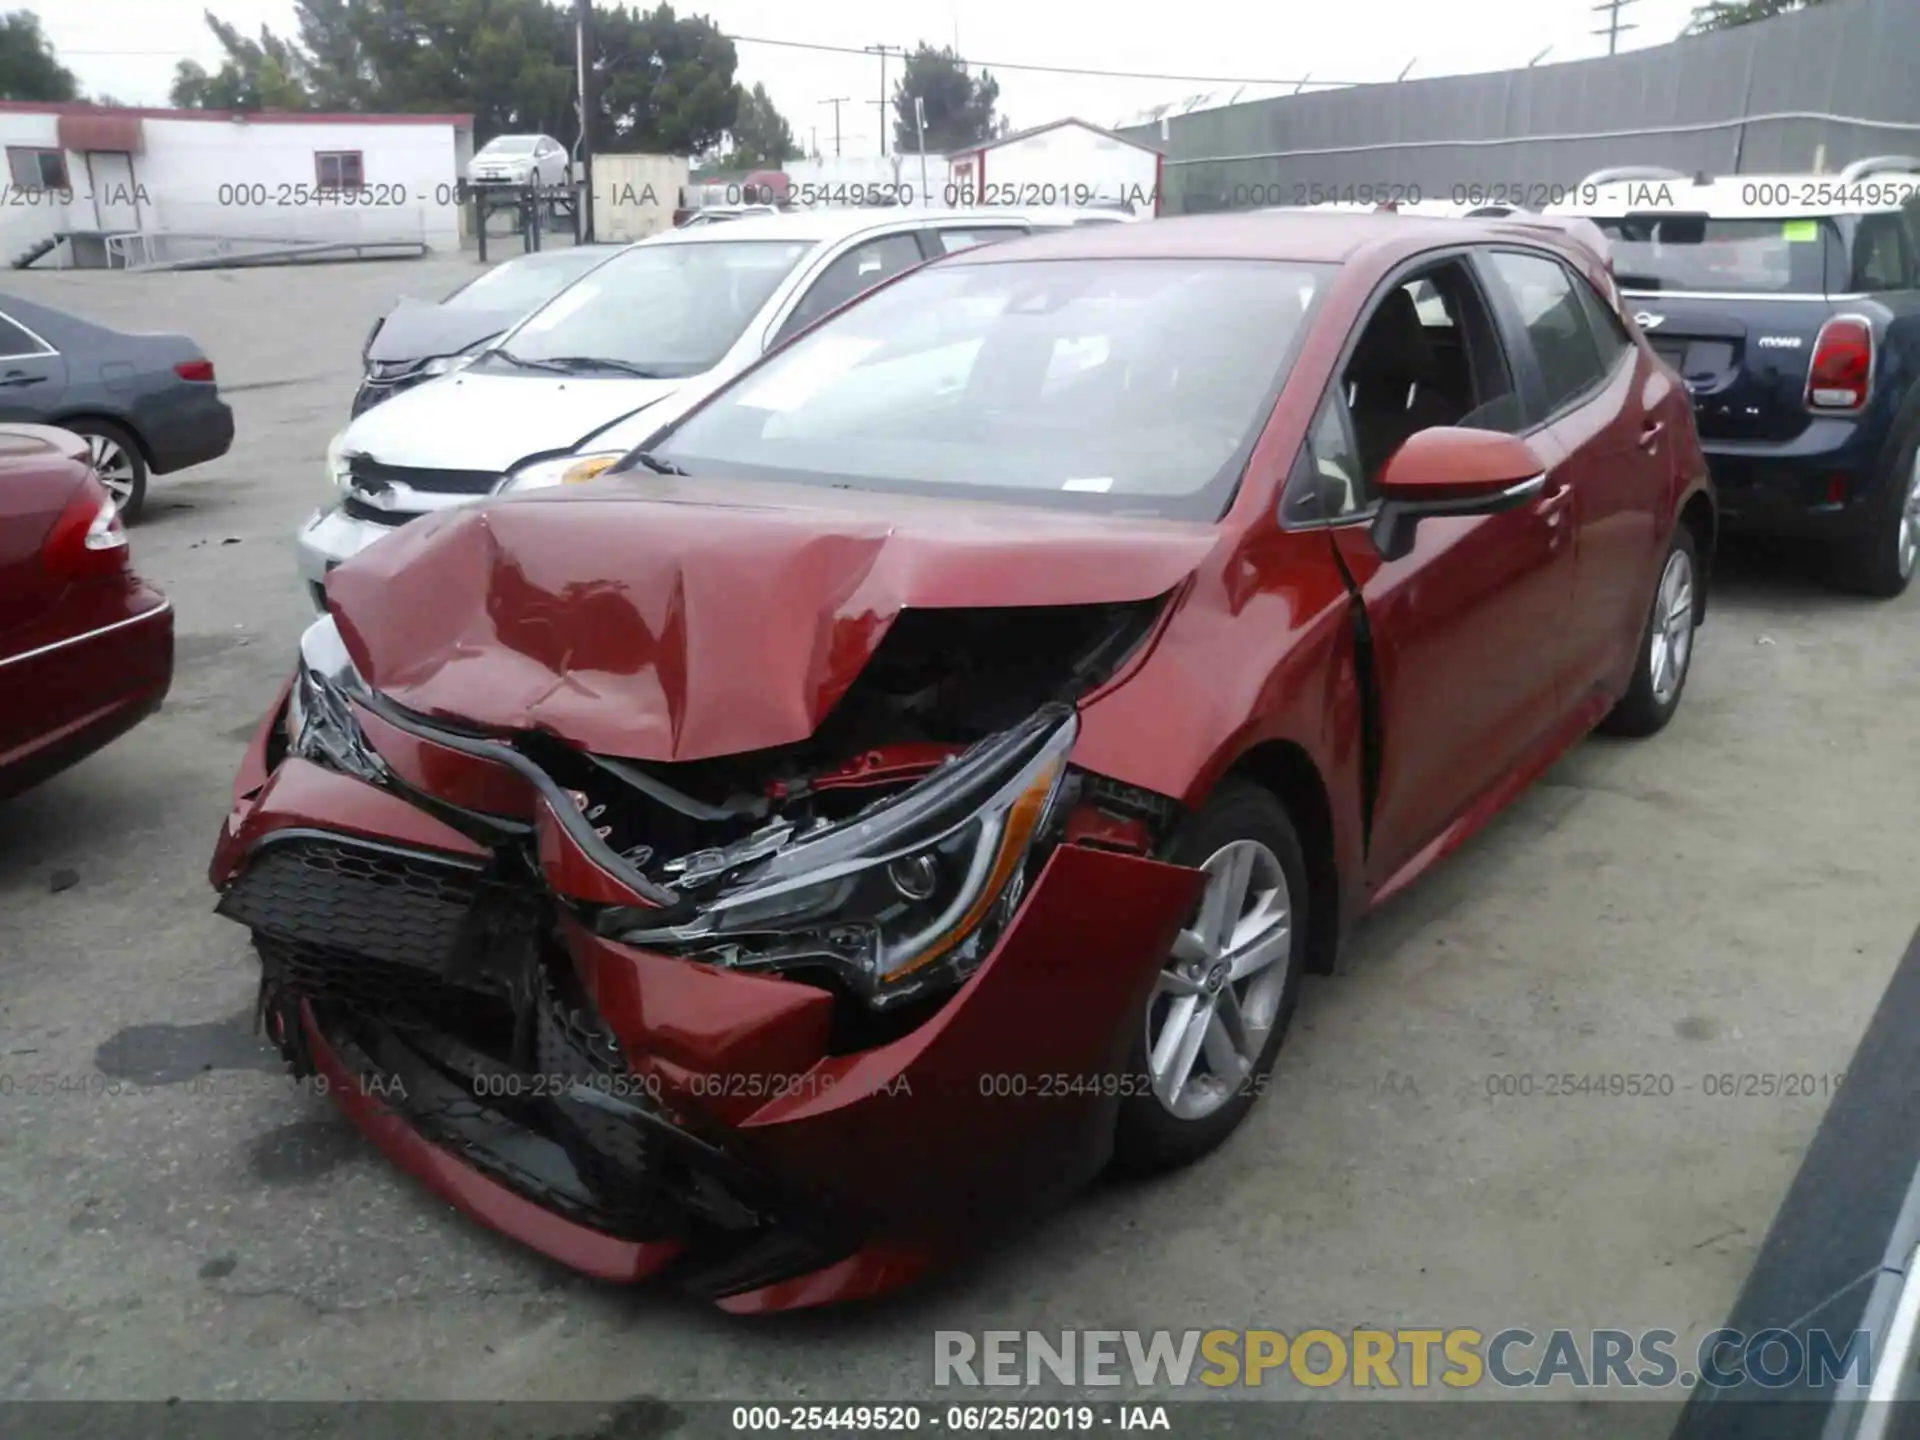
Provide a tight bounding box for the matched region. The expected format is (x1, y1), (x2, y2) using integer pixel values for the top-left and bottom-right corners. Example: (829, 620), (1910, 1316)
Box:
(44, 471), (129, 577)
(1806, 316), (1872, 411)
(174, 358), (215, 382)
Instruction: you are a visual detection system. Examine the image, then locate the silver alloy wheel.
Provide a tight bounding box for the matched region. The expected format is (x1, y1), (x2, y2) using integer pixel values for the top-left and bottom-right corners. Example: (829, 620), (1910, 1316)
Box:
(86, 433), (137, 511)
(1898, 449), (1920, 581)
(1649, 548), (1696, 707)
(1146, 839), (1293, 1122)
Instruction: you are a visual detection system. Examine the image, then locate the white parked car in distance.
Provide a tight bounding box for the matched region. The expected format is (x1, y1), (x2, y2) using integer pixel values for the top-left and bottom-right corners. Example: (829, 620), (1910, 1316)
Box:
(468, 134), (571, 189)
(298, 206), (1131, 608)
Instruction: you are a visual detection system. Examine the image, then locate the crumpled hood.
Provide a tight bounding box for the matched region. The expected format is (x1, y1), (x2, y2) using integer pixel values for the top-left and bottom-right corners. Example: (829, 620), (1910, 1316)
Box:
(325, 475), (1220, 762)
(341, 370), (684, 472)
(364, 301), (518, 367)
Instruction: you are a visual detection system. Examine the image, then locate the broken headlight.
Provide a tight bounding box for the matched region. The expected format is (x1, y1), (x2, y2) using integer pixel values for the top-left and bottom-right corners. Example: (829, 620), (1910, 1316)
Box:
(616, 706), (1078, 1010)
(284, 614), (385, 785)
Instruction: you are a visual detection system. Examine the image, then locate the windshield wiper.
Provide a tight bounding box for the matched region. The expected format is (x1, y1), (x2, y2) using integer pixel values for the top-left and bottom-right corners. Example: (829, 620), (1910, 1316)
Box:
(489, 347), (573, 374)
(627, 451), (686, 476)
(540, 356), (671, 378)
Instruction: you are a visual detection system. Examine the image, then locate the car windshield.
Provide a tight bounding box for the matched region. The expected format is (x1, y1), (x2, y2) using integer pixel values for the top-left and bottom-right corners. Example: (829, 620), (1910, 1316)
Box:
(442, 250), (609, 313)
(1596, 214), (1842, 294)
(481, 137), (539, 155)
(483, 238), (813, 377)
(648, 256), (1334, 519)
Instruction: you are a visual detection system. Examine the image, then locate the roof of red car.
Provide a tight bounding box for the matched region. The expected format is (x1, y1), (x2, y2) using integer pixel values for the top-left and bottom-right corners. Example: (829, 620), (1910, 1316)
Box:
(943, 209), (1589, 267)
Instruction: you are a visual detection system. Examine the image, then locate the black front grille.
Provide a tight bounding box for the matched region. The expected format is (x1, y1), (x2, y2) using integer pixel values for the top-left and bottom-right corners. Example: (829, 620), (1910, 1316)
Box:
(326, 1007), (682, 1239)
(218, 833), (490, 974)
(535, 965), (654, 1183)
(259, 934), (515, 1036)
(348, 455), (502, 496)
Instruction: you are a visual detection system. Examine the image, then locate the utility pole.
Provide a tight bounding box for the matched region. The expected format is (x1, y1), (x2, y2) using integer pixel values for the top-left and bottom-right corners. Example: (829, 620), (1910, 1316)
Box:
(1591, 0), (1639, 56)
(912, 95), (930, 208)
(819, 98), (848, 158)
(574, 0), (594, 240)
(865, 43), (904, 157)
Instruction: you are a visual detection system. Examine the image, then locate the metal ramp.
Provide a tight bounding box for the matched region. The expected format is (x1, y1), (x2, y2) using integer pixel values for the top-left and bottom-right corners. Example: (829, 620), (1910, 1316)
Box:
(106, 232), (429, 271)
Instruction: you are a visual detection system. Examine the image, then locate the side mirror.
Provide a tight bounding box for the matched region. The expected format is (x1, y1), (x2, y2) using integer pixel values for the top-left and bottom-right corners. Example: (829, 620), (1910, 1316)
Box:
(1370, 427), (1548, 562)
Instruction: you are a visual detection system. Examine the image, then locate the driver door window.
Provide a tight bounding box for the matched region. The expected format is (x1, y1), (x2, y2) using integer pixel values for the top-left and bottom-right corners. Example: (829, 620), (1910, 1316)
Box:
(1853, 215), (1914, 291)
(773, 234), (924, 346)
(1341, 259), (1522, 490)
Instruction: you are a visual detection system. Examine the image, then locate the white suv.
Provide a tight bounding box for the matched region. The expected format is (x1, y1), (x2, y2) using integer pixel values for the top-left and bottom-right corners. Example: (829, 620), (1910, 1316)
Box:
(298, 207), (1127, 608)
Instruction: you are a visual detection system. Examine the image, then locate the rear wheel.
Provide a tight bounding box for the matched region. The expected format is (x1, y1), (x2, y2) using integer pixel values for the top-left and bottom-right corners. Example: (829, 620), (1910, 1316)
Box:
(66, 419), (148, 522)
(1601, 526), (1699, 738)
(1835, 422), (1920, 599)
(1111, 780), (1308, 1177)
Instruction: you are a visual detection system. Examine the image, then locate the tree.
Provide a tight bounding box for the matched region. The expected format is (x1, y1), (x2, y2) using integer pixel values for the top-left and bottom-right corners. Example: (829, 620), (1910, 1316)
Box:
(890, 44), (999, 154)
(182, 0), (739, 156)
(724, 82), (798, 169)
(593, 4), (738, 155)
(169, 13), (312, 110)
(1684, 0), (1831, 34)
(0, 10), (78, 102)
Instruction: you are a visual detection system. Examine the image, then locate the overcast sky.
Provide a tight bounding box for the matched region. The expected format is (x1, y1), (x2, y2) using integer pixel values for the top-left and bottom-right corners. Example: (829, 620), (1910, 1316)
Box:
(42, 0), (1705, 150)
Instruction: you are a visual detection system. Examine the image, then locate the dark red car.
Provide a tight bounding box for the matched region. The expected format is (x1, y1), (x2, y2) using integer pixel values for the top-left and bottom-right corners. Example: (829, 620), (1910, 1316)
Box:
(211, 213), (1714, 1312)
(1, 424), (173, 801)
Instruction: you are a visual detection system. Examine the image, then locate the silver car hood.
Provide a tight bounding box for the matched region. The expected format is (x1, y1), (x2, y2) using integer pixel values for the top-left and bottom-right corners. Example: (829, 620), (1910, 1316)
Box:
(340, 369), (687, 472)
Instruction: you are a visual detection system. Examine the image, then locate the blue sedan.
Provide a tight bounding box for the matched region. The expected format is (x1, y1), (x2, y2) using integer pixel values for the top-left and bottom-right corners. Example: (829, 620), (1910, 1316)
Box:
(0, 291), (235, 520)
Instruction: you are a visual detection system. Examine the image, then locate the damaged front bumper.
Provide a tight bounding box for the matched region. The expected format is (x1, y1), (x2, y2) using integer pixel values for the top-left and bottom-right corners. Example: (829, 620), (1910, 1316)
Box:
(209, 628), (1203, 1312)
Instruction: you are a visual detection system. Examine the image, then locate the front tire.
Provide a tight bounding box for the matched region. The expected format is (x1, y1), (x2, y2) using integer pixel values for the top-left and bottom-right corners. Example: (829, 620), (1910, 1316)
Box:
(67, 418), (149, 522)
(1601, 525), (1699, 739)
(1111, 780), (1309, 1177)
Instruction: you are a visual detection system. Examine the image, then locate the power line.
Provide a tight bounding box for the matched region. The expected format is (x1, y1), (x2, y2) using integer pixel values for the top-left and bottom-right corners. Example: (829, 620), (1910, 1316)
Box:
(59, 32), (1380, 89)
(729, 34), (1371, 89)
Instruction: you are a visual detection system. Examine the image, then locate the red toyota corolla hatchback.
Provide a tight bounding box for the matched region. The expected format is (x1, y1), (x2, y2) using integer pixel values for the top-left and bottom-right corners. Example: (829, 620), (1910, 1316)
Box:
(211, 212), (1713, 1312)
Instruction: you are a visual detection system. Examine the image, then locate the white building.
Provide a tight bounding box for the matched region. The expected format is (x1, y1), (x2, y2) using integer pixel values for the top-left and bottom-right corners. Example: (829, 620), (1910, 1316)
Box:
(781, 153), (955, 208)
(945, 119), (1163, 216)
(0, 101), (474, 267)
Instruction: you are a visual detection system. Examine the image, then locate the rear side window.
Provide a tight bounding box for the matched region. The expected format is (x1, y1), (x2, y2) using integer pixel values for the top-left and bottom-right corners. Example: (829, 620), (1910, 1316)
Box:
(1852, 214), (1915, 291)
(1486, 251), (1609, 419)
(1570, 271), (1635, 371)
(933, 227), (1028, 254)
(0, 311), (49, 356)
(776, 234), (924, 343)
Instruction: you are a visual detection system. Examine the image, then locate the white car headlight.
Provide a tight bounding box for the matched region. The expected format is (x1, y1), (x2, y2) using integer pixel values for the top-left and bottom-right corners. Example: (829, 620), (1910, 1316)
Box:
(325, 429), (352, 495)
(495, 450), (628, 496)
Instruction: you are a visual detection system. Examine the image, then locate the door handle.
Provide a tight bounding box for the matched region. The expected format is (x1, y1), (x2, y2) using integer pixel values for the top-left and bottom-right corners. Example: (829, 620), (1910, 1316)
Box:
(0, 371), (45, 388)
(1638, 419), (1665, 451)
(1538, 481), (1575, 537)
